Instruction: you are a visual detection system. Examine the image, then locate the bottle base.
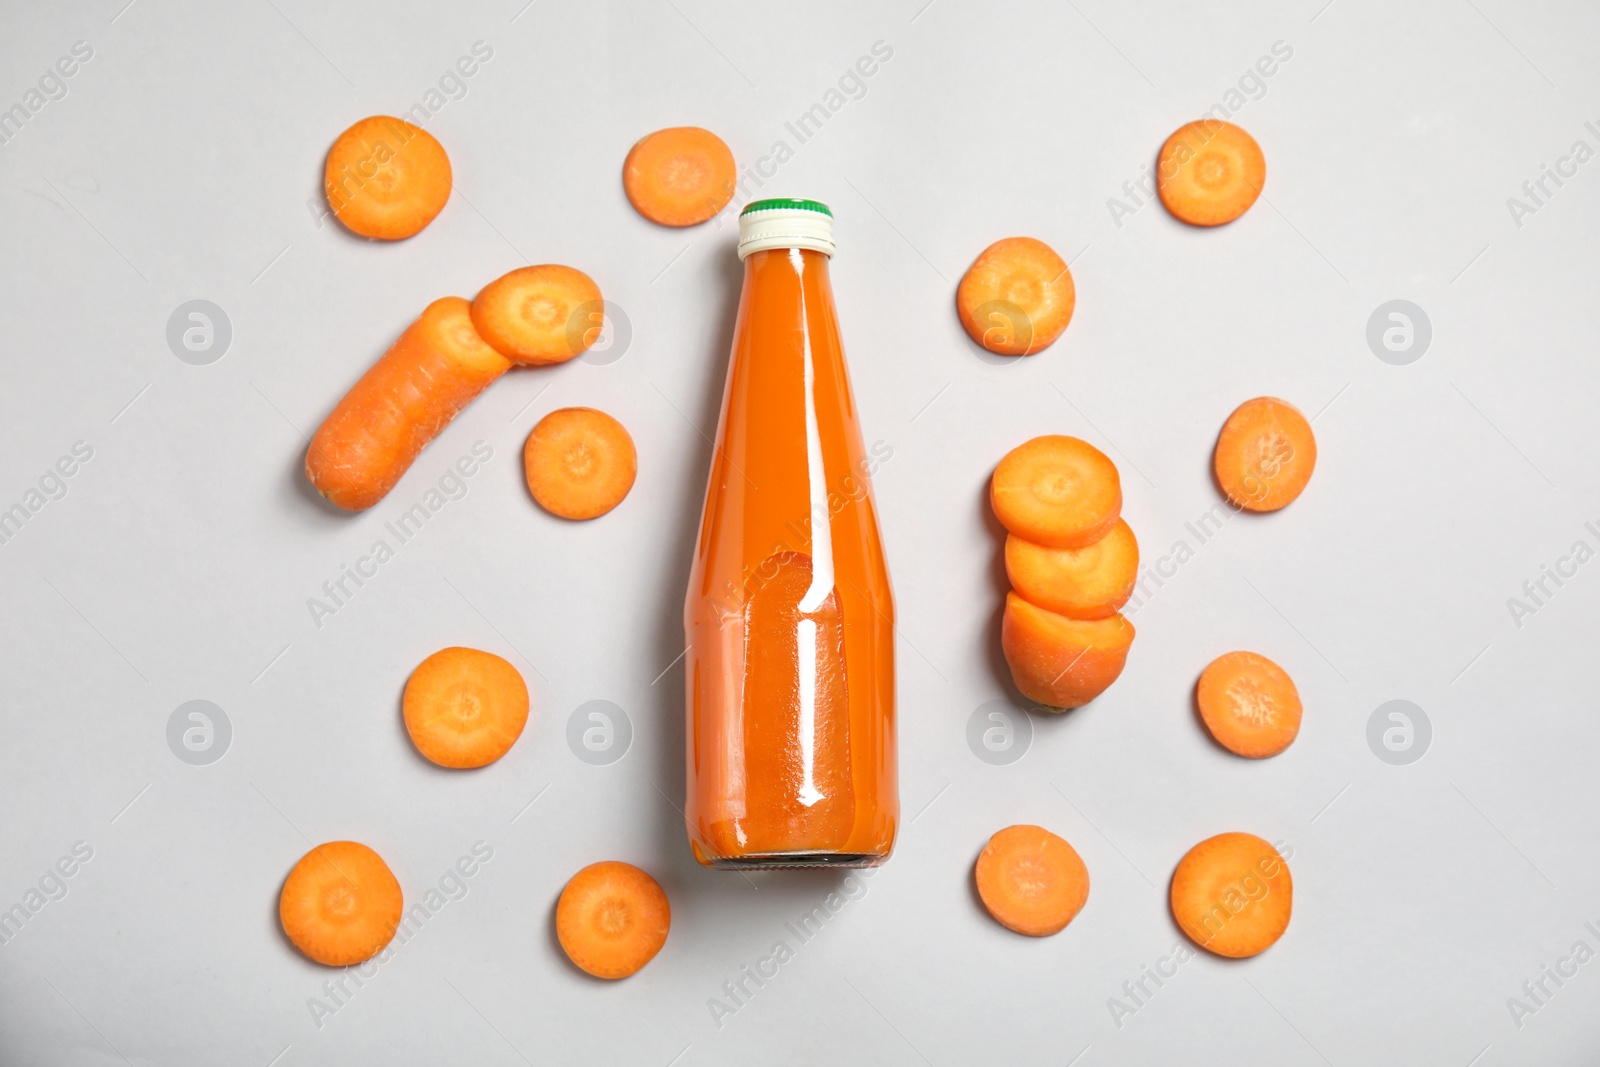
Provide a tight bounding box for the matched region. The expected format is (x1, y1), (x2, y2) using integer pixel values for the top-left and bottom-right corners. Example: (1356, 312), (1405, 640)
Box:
(704, 851), (885, 870)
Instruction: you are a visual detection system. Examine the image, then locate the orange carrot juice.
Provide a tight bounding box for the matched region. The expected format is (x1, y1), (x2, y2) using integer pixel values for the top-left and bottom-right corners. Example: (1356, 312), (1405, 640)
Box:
(684, 199), (897, 868)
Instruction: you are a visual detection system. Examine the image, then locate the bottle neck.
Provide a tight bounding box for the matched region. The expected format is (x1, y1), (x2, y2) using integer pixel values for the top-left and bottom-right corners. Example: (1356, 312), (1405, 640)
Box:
(743, 245), (832, 274)
(739, 247), (837, 341)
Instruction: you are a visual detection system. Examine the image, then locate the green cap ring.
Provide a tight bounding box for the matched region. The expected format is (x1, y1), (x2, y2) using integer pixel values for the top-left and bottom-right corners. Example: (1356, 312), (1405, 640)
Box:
(740, 197), (833, 218)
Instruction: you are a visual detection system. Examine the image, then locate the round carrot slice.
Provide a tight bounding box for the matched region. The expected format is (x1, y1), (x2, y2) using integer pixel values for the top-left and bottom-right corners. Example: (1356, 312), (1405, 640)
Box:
(956, 237), (1076, 356)
(1170, 832), (1291, 958)
(991, 435), (1121, 549)
(279, 841), (403, 967)
(1213, 396), (1316, 512)
(1001, 592), (1135, 710)
(524, 407), (637, 520)
(1005, 520), (1138, 620)
(324, 116), (452, 240)
(1156, 120), (1265, 226)
(470, 265), (604, 365)
(975, 824), (1090, 937)
(403, 647), (530, 768)
(556, 861), (671, 979)
(1196, 651), (1302, 758)
(623, 126), (736, 227)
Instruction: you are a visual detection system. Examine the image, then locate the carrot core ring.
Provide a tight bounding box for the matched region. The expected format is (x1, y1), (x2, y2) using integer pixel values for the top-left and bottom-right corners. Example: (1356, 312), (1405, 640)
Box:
(1157, 120), (1265, 227)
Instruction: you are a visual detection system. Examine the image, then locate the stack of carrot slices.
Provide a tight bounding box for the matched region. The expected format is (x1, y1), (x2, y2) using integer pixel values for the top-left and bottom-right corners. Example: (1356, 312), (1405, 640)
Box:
(990, 435), (1138, 709)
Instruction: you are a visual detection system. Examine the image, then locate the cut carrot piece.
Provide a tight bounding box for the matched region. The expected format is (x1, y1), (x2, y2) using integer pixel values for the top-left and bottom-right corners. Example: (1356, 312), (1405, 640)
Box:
(991, 435), (1121, 549)
(1213, 396), (1316, 512)
(975, 824), (1090, 937)
(956, 237), (1076, 356)
(403, 647), (530, 768)
(1006, 520), (1138, 620)
(324, 116), (452, 240)
(306, 296), (511, 510)
(470, 265), (604, 366)
(623, 127), (736, 227)
(556, 861), (671, 979)
(1001, 592), (1134, 710)
(524, 407), (637, 520)
(279, 841), (403, 967)
(1170, 832), (1291, 958)
(1156, 120), (1265, 227)
(1196, 651), (1301, 758)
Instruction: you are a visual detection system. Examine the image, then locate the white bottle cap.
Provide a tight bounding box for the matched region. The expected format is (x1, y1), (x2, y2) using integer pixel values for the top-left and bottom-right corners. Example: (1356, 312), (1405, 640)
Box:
(737, 198), (835, 260)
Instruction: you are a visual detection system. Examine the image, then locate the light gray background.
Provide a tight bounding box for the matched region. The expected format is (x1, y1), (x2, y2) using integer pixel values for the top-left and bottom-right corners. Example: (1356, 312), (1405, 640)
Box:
(1, 0), (1597, 1063)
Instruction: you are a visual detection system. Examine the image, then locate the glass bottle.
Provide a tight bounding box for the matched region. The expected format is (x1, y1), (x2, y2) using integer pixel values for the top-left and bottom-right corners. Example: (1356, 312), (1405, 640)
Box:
(683, 198), (897, 868)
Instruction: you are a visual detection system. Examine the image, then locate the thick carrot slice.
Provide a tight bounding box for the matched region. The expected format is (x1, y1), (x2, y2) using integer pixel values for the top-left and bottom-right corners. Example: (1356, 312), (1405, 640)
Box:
(991, 435), (1121, 549)
(306, 296), (511, 511)
(623, 127), (736, 227)
(556, 861), (671, 979)
(975, 824), (1090, 937)
(1196, 651), (1301, 758)
(324, 116), (452, 240)
(470, 265), (604, 365)
(1001, 592), (1134, 710)
(1006, 520), (1138, 620)
(1213, 396), (1316, 512)
(279, 841), (403, 967)
(524, 407), (637, 520)
(1170, 832), (1291, 958)
(403, 647), (530, 768)
(1156, 120), (1265, 227)
(956, 237), (1076, 356)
